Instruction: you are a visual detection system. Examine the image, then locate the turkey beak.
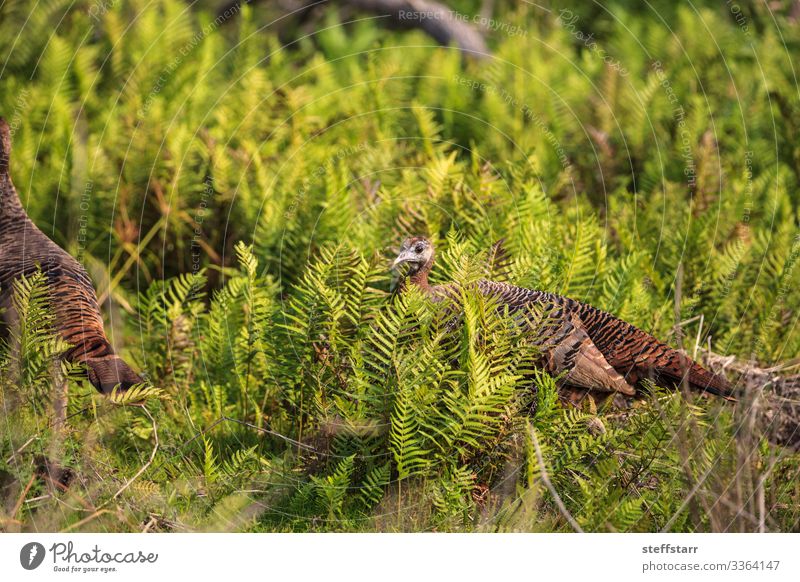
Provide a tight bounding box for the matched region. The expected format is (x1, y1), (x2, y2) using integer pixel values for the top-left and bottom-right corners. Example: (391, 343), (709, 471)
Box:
(392, 251), (412, 269)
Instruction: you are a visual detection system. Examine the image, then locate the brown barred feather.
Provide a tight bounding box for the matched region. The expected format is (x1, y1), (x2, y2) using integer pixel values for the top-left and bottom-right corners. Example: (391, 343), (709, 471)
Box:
(394, 237), (734, 400)
(0, 117), (142, 394)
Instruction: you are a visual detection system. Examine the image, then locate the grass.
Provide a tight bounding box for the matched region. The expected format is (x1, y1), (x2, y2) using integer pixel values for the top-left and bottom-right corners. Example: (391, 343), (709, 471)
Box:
(1, 0), (800, 532)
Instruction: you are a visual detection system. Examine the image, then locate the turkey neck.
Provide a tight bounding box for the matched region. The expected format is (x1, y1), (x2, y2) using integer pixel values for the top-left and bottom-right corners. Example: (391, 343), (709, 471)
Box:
(0, 123), (26, 222)
(409, 257), (434, 290)
(0, 173), (26, 220)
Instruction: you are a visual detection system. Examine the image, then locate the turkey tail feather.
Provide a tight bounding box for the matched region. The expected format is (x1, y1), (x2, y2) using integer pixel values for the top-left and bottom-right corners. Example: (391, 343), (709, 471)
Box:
(683, 359), (735, 400)
(84, 355), (144, 394)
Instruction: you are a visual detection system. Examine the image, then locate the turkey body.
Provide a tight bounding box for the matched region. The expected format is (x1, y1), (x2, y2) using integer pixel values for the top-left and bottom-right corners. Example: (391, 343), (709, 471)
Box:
(0, 117), (142, 393)
(393, 236), (734, 400)
(471, 280), (732, 398)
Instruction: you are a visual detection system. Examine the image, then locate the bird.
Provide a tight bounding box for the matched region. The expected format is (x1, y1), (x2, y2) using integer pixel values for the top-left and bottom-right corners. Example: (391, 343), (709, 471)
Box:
(392, 236), (735, 401)
(0, 117), (143, 394)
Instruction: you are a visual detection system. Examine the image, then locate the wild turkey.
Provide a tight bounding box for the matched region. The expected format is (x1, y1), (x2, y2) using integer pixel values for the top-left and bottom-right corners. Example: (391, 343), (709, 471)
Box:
(0, 117), (142, 394)
(392, 236), (735, 400)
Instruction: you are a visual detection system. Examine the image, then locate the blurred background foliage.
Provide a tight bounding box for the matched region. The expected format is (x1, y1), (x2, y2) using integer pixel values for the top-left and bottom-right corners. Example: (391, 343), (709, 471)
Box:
(1, 0), (799, 532)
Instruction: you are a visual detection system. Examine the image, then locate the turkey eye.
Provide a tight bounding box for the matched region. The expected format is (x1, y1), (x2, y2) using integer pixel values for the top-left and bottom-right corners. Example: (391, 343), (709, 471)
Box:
(414, 245), (424, 253)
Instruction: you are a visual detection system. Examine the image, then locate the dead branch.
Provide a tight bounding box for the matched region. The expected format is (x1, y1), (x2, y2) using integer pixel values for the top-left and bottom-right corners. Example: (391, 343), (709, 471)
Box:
(702, 350), (800, 449)
(216, 0), (490, 58)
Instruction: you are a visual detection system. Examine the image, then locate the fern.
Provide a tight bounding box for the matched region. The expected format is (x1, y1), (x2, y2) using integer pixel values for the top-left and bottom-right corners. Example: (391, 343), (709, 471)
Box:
(0, 272), (70, 405)
(1, 0), (799, 534)
(311, 454), (356, 519)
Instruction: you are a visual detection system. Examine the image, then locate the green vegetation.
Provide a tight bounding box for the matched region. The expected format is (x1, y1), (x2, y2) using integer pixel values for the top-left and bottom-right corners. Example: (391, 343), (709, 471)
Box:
(1, 0), (799, 532)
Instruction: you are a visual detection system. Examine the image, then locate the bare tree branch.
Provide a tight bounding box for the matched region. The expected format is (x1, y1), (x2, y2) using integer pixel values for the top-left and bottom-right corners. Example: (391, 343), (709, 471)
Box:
(217, 0), (490, 58)
(346, 0), (489, 57)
